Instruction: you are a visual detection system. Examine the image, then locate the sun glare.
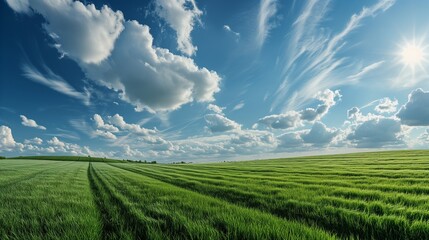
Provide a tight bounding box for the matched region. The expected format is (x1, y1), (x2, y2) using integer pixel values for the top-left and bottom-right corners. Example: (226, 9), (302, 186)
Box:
(401, 43), (424, 67)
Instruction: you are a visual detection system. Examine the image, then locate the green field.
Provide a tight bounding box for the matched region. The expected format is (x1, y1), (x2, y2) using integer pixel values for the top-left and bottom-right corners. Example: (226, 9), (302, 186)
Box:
(1, 151), (429, 239)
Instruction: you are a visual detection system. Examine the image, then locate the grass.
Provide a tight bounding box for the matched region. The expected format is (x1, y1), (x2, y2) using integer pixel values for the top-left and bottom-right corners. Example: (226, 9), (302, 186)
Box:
(1, 150), (429, 239)
(7, 155), (124, 163)
(0, 160), (100, 239)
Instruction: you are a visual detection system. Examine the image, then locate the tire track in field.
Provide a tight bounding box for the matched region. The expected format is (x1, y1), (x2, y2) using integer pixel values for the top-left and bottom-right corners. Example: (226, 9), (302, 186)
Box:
(0, 161), (74, 190)
(88, 163), (149, 240)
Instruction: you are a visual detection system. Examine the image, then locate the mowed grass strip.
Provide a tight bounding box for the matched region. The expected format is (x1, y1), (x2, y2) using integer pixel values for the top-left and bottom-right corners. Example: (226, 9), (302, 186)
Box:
(0, 160), (101, 240)
(110, 151), (429, 239)
(91, 162), (335, 240)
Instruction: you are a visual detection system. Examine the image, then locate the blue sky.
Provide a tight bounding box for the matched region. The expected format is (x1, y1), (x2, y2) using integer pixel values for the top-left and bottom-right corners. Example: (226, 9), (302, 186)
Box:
(2, 0), (429, 162)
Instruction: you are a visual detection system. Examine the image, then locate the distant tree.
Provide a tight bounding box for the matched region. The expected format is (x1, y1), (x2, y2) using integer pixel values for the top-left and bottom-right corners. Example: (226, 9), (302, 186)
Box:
(0, 156), (5, 159)
(150, 161), (157, 164)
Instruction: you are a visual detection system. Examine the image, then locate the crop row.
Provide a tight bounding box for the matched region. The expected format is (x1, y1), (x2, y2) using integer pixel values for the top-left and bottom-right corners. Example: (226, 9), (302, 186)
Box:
(90, 163), (334, 239)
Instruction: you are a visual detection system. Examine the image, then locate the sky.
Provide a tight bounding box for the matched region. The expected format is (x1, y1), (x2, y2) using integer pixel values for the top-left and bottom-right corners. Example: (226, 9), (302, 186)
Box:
(2, 0), (429, 162)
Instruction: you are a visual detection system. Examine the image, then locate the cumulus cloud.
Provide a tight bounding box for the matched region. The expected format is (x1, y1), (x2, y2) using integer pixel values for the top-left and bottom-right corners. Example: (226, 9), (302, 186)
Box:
(229, 130), (277, 153)
(47, 137), (65, 148)
(347, 107), (360, 119)
(154, 0), (202, 56)
(207, 104), (225, 115)
(108, 114), (157, 135)
(43, 137), (108, 156)
(347, 117), (405, 148)
(258, 89), (340, 129)
(9, 0), (221, 113)
(205, 114), (241, 133)
(257, 111), (302, 129)
(277, 132), (304, 149)
(300, 122), (339, 146)
(0, 126), (17, 149)
(0, 125), (109, 157)
(84, 21), (221, 112)
(418, 129), (429, 143)
(6, 0), (124, 64)
(24, 137), (43, 145)
(20, 115), (46, 130)
(397, 88), (429, 126)
(375, 97), (398, 114)
(257, 0), (278, 47)
(93, 114), (119, 132)
(300, 89), (342, 121)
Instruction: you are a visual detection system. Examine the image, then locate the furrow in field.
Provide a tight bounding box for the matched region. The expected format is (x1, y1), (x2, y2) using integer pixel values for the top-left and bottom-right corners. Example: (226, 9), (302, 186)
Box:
(112, 163), (429, 213)
(133, 164), (429, 196)
(92, 163), (335, 240)
(88, 162), (151, 239)
(109, 163), (429, 240)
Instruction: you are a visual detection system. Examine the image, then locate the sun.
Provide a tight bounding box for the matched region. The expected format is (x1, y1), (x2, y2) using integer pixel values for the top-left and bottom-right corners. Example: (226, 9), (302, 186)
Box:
(401, 42), (424, 67)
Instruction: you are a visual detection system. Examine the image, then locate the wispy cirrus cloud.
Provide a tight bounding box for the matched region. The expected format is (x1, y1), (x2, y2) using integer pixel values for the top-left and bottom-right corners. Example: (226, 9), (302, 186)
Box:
(223, 25), (240, 40)
(22, 62), (90, 106)
(346, 61), (385, 83)
(256, 0), (278, 47)
(272, 0), (395, 112)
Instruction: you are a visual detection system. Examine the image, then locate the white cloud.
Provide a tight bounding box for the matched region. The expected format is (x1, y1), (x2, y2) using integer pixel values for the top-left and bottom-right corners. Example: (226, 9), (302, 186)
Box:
(418, 129), (429, 143)
(397, 88), (429, 126)
(257, 111), (301, 129)
(257, 0), (278, 47)
(24, 137), (43, 145)
(20, 115), (46, 130)
(347, 117), (405, 148)
(109, 114), (157, 135)
(0, 125), (110, 157)
(259, 89), (340, 129)
(0, 126), (17, 149)
(94, 130), (117, 140)
(7, 0), (125, 64)
(5, 0), (30, 13)
(347, 107), (360, 119)
(84, 21), (221, 112)
(22, 63), (90, 106)
(277, 132), (304, 149)
(347, 61), (385, 83)
(47, 137), (65, 148)
(375, 97), (398, 114)
(273, 0), (394, 112)
(154, 0), (202, 56)
(232, 102), (245, 111)
(207, 104), (225, 115)
(300, 122), (339, 147)
(223, 25), (240, 39)
(93, 114), (119, 132)
(229, 130), (277, 153)
(123, 145), (145, 158)
(10, 0), (220, 113)
(205, 114), (241, 133)
(300, 89), (341, 121)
